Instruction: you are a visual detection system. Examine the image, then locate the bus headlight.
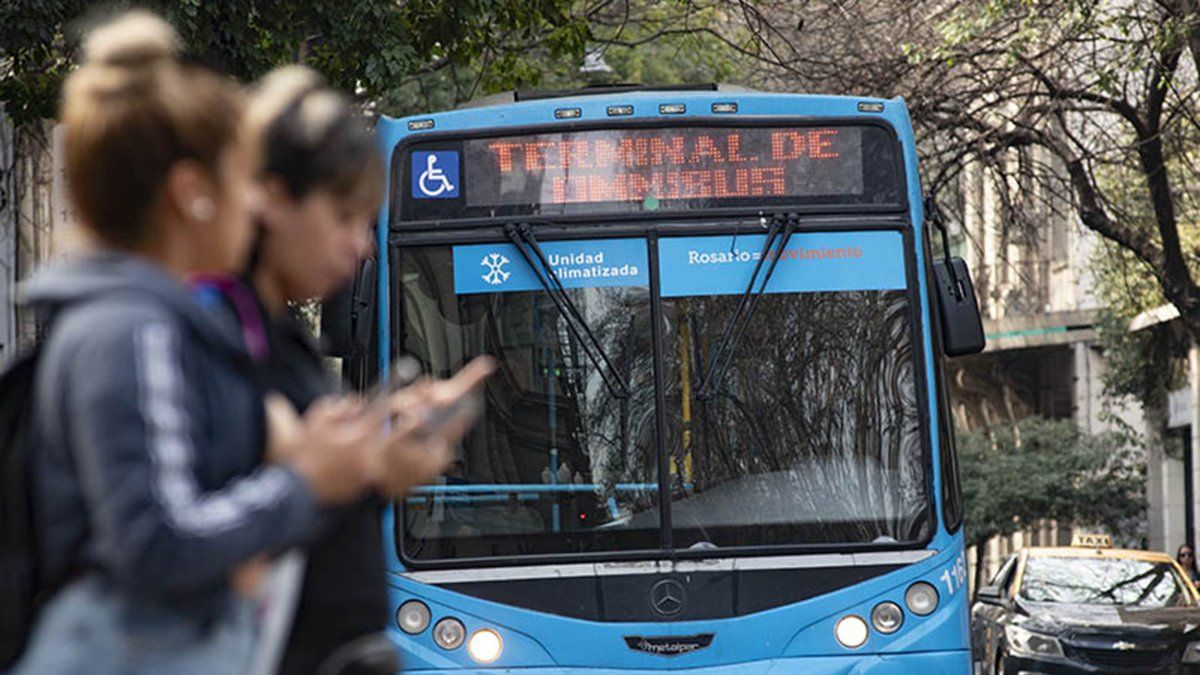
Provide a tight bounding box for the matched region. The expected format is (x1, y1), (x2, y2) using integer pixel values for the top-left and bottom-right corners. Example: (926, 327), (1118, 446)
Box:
(870, 601), (904, 634)
(1005, 624), (1064, 658)
(905, 582), (939, 616)
(467, 629), (504, 663)
(433, 618), (466, 650)
(396, 600), (431, 634)
(834, 615), (869, 649)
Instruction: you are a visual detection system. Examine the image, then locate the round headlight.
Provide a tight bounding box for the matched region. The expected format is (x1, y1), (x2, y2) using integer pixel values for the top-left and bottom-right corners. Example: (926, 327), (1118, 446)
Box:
(467, 629), (503, 663)
(433, 618), (466, 650)
(835, 614), (869, 649)
(870, 601), (904, 634)
(905, 582), (939, 616)
(396, 600), (431, 635)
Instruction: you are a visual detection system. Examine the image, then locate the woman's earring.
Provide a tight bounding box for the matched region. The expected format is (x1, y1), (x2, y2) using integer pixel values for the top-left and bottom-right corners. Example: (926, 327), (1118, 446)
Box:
(190, 197), (216, 222)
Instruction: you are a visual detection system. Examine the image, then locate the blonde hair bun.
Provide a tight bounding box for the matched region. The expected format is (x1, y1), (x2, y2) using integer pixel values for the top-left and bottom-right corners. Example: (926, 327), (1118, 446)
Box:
(82, 10), (179, 69)
(246, 66), (325, 139)
(63, 9), (243, 249)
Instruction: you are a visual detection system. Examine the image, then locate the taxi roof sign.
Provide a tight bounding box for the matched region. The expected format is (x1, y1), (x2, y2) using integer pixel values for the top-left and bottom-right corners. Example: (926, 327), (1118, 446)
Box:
(1072, 533), (1113, 548)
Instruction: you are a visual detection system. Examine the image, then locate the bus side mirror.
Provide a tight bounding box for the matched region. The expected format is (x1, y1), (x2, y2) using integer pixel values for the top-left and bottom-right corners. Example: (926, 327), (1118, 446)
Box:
(321, 257), (377, 358)
(933, 257), (985, 357)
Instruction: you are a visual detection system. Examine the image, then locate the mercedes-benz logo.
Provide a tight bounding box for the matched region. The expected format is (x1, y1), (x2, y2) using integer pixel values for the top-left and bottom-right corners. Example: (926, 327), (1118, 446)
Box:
(650, 579), (687, 617)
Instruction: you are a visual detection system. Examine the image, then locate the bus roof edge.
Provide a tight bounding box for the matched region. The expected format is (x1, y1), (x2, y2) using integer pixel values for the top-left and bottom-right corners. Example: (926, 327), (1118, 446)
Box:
(456, 83), (759, 110)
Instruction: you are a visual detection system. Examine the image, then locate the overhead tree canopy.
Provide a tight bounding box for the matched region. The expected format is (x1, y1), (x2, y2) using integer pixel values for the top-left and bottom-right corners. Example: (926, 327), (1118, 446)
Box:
(377, 1), (744, 116)
(0, 0), (595, 125)
(1, 1), (746, 125)
(719, 0), (1200, 342)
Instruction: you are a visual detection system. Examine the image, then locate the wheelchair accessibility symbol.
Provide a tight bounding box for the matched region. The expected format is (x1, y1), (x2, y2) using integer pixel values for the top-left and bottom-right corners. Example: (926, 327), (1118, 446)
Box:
(411, 151), (459, 199)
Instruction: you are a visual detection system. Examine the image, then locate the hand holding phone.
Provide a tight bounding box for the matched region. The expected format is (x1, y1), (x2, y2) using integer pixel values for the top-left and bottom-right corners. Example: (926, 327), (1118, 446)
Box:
(372, 356), (495, 497)
(403, 356), (493, 438)
(286, 396), (385, 505)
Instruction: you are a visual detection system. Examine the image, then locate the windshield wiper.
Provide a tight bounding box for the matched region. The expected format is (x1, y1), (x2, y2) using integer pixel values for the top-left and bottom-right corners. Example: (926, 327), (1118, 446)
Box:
(696, 214), (798, 401)
(505, 223), (631, 400)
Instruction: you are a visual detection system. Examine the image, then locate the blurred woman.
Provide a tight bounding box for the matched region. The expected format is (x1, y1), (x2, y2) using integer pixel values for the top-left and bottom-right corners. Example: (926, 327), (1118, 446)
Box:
(233, 66), (389, 675)
(1178, 544), (1200, 584)
(229, 67), (492, 673)
(14, 12), (387, 675)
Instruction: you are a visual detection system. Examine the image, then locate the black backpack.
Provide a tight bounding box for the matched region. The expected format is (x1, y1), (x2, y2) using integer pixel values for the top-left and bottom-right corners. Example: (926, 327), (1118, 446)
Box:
(0, 346), (43, 668)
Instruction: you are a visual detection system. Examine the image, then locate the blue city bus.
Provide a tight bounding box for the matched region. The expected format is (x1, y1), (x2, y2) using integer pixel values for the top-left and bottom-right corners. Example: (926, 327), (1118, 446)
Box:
(338, 85), (985, 673)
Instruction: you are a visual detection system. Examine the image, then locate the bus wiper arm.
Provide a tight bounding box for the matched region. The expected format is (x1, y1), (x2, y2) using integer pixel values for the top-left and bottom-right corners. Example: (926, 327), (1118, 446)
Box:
(695, 214), (782, 401)
(697, 214), (798, 401)
(505, 223), (631, 400)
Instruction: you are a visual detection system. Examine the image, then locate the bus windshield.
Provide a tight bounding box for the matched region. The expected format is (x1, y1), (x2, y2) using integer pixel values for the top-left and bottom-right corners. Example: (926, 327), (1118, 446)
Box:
(401, 239), (661, 561)
(398, 226), (930, 563)
(658, 231), (927, 548)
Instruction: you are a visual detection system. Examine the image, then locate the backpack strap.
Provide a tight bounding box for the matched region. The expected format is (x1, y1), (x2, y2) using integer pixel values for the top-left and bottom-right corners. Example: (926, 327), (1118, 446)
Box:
(0, 345), (43, 667)
(188, 274), (270, 363)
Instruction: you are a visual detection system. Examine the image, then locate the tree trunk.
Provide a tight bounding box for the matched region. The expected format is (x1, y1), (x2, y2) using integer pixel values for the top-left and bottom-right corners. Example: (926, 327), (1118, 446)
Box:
(13, 120), (58, 348)
(0, 112), (14, 358)
(972, 541), (988, 600)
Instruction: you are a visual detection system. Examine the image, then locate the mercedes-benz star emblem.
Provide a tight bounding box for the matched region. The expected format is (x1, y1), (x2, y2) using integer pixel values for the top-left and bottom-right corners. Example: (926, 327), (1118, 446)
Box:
(650, 579), (687, 617)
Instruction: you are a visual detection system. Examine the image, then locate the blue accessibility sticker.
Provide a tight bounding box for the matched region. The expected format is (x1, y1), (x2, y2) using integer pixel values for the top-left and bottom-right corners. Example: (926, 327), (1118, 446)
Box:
(453, 238), (649, 295)
(411, 151), (459, 199)
(658, 230), (906, 297)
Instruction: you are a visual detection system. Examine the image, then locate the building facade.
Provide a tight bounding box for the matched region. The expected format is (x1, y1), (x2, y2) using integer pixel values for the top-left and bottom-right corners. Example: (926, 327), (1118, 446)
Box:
(950, 150), (1152, 582)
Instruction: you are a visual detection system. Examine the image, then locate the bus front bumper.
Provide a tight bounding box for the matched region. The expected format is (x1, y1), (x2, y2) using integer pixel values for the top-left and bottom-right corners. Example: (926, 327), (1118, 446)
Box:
(405, 649), (970, 673)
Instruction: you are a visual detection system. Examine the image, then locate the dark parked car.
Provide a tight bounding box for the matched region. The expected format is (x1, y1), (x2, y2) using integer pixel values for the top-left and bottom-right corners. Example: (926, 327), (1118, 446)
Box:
(972, 536), (1200, 674)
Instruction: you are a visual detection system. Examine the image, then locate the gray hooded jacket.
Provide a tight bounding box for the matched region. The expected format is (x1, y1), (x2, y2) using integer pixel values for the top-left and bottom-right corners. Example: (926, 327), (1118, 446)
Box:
(22, 252), (321, 608)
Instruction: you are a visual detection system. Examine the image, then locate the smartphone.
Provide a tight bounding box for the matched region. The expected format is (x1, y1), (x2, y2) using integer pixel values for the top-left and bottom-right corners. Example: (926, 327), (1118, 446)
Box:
(375, 355), (492, 438)
(370, 355), (424, 400)
(361, 355), (427, 431)
(411, 390), (484, 439)
(411, 356), (493, 438)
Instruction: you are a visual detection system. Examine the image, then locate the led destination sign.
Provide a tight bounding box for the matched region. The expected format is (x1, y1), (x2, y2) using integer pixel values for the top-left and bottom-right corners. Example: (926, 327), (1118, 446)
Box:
(399, 124), (901, 219)
(469, 127), (862, 207)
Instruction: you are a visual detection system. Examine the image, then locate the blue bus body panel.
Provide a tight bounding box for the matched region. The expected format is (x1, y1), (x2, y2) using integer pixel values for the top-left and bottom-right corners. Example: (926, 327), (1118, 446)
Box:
(382, 512), (968, 671)
(374, 91), (968, 672)
(405, 652), (971, 674)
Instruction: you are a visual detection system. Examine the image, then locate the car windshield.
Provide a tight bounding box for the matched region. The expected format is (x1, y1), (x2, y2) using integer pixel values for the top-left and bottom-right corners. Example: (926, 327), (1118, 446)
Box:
(397, 227), (930, 563)
(1020, 556), (1193, 607)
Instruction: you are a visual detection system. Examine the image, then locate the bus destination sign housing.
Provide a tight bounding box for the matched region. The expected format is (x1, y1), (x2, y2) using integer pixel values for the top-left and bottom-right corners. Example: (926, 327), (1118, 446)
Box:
(397, 123), (902, 221)
(470, 127), (861, 205)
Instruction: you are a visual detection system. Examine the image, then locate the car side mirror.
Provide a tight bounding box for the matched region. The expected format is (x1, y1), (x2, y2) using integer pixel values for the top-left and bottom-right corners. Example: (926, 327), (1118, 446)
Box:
(320, 257), (377, 358)
(975, 584), (1004, 605)
(933, 257), (985, 357)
